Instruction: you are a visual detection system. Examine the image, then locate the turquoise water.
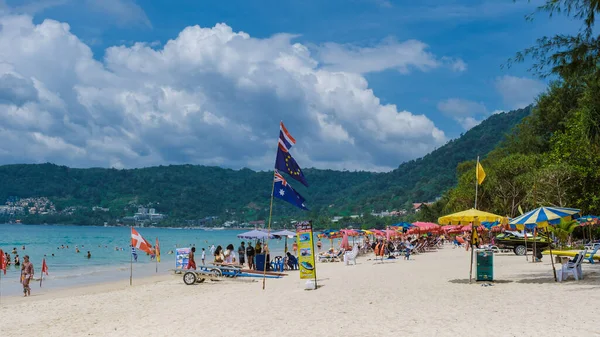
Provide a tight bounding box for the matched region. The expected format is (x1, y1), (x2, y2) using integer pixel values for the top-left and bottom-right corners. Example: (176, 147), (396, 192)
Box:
(0, 224), (317, 296)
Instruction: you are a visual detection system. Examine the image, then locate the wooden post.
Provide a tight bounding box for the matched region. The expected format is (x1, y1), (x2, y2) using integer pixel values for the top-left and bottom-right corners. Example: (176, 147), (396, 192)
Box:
(262, 174), (276, 290)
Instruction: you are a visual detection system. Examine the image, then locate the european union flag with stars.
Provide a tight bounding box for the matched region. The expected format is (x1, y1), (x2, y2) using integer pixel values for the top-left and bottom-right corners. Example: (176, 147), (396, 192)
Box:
(275, 147), (308, 187)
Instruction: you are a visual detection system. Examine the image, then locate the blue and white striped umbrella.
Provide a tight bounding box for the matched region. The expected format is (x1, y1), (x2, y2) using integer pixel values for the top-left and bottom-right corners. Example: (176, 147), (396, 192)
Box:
(509, 206), (581, 229)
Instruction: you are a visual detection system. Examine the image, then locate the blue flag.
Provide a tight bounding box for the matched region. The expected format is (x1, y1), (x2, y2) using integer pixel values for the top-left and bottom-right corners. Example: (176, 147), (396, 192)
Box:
(131, 246), (138, 262)
(275, 147), (308, 187)
(273, 170), (308, 210)
(274, 122), (308, 187)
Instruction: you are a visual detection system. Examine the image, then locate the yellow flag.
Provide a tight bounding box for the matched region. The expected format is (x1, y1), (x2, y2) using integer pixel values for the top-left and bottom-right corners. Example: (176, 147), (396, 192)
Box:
(518, 205), (524, 215)
(470, 225), (479, 245)
(476, 162), (486, 185)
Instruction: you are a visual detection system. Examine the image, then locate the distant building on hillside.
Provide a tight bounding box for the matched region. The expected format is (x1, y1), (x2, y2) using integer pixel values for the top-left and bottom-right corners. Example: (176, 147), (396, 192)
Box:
(412, 202), (434, 212)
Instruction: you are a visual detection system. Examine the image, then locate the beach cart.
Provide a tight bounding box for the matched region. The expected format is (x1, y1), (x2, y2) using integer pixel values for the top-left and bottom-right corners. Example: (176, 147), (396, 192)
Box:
(182, 264), (244, 284)
(182, 268), (224, 285)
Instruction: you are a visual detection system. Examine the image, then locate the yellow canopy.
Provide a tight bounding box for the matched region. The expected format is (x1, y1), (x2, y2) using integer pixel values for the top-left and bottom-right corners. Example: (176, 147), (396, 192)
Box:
(361, 230), (374, 235)
(438, 208), (507, 225)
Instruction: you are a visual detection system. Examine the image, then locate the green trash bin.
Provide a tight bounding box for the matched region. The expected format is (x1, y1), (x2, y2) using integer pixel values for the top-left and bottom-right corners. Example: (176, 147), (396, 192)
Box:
(476, 249), (493, 281)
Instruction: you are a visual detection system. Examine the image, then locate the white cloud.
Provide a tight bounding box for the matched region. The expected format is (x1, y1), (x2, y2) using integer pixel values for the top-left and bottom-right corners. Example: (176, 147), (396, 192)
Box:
(495, 75), (546, 109)
(449, 58), (467, 72)
(437, 98), (486, 118)
(0, 15), (447, 171)
(314, 37), (464, 74)
(437, 98), (491, 130)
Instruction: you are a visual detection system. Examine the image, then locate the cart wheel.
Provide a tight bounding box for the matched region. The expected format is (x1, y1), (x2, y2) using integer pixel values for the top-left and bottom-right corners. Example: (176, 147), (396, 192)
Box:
(183, 272), (197, 285)
(514, 245), (526, 256)
(210, 268), (222, 277)
(197, 277), (206, 283)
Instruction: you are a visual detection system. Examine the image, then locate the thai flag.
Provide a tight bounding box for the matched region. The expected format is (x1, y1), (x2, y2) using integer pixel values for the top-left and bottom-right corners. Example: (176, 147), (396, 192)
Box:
(278, 121), (296, 153)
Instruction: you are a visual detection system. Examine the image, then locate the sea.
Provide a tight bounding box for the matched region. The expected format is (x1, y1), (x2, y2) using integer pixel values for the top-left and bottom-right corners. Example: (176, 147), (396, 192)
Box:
(0, 223), (334, 296)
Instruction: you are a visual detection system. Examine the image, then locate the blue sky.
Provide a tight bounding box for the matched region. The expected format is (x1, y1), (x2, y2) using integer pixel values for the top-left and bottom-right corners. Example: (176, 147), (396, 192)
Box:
(0, 0), (578, 171)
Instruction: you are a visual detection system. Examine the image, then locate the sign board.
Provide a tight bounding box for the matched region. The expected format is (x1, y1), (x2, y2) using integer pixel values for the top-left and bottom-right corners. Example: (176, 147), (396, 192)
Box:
(175, 248), (191, 270)
(296, 221), (316, 280)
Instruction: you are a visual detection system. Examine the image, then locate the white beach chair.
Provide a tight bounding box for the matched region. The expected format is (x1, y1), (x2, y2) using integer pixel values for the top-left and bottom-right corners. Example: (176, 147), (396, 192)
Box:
(558, 249), (587, 282)
(344, 245), (359, 266)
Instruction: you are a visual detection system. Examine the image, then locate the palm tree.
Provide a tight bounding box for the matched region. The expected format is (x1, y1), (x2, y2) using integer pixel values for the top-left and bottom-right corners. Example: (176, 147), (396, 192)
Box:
(550, 219), (579, 249)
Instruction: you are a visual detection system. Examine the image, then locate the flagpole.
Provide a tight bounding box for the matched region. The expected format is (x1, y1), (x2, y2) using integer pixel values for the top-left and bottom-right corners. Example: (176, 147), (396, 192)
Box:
(474, 156), (479, 210)
(130, 227), (133, 286)
(262, 121), (284, 290)
(262, 173), (276, 290)
(40, 259), (43, 288)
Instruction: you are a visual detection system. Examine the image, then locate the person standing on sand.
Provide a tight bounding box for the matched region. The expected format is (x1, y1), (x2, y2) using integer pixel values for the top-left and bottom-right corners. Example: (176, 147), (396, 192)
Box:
(238, 242), (245, 266)
(187, 247), (197, 270)
(201, 248), (206, 265)
(246, 242), (255, 269)
(21, 255), (34, 297)
(317, 239), (322, 251)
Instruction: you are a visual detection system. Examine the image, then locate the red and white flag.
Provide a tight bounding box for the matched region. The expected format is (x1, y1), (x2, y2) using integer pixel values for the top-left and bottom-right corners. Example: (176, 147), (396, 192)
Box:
(42, 258), (49, 275)
(131, 228), (153, 254)
(0, 249), (6, 275)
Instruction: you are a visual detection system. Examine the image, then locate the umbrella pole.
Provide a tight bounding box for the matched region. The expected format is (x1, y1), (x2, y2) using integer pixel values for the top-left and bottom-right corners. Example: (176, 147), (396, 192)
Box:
(469, 241), (475, 283)
(546, 227), (557, 282)
(524, 228), (528, 262)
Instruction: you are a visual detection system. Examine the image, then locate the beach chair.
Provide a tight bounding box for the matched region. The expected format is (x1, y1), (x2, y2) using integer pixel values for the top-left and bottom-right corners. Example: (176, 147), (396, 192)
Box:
(558, 249), (587, 282)
(585, 244), (600, 264)
(344, 245), (359, 266)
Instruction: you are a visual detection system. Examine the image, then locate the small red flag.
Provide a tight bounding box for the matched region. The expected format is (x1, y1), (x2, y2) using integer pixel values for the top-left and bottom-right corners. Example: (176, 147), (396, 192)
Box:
(0, 249), (6, 275)
(42, 258), (49, 275)
(131, 228), (153, 255)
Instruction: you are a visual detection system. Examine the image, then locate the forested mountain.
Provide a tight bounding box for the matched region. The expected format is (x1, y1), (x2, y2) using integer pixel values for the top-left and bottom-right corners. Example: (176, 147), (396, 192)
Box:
(0, 107), (529, 225)
(327, 107), (531, 215)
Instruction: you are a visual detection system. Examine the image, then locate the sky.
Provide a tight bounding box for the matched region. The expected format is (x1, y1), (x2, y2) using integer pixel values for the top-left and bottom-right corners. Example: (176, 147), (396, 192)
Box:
(0, 0), (579, 171)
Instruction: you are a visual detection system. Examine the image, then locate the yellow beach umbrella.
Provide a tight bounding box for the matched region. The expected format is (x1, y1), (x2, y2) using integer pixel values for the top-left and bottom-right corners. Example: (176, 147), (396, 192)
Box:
(438, 208), (506, 284)
(438, 208), (507, 225)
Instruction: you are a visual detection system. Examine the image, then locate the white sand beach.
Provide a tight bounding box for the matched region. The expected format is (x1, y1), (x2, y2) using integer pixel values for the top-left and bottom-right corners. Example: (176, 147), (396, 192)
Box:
(2, 246), (600, 337)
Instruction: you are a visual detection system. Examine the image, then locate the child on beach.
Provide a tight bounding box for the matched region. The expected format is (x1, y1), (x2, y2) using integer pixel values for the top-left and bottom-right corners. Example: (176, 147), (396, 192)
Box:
(201, 248), (206, 265)
(404, 247), (411, 260)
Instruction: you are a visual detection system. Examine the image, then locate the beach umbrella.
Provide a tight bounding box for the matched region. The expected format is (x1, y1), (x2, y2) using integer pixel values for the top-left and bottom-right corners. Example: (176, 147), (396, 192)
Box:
(370, 229), (385, 237)
(438, 209), (507, 225)
(509, 207), (581, 229)
(392, 222), (414, 231)
(237, 229), (275, 240)
(340, 229), (360, 236)
(272, 230), (296, 237)
(438, 208), (506, 283)
(412, 222), (440, 232)
(577, 215), (599, 242)
(272, 230), (296, 254)
(509, 206), (581, 282)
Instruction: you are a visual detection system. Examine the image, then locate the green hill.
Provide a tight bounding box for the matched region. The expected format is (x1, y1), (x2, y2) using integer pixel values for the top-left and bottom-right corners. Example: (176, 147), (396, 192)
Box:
(326, 106), (532, 214)
(0, 107), (530, 225)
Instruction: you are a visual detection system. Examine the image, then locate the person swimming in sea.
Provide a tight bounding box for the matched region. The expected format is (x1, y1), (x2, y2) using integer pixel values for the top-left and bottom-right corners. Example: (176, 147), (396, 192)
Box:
(14, 254), (20, 266)
(86, 251), (91, 259)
